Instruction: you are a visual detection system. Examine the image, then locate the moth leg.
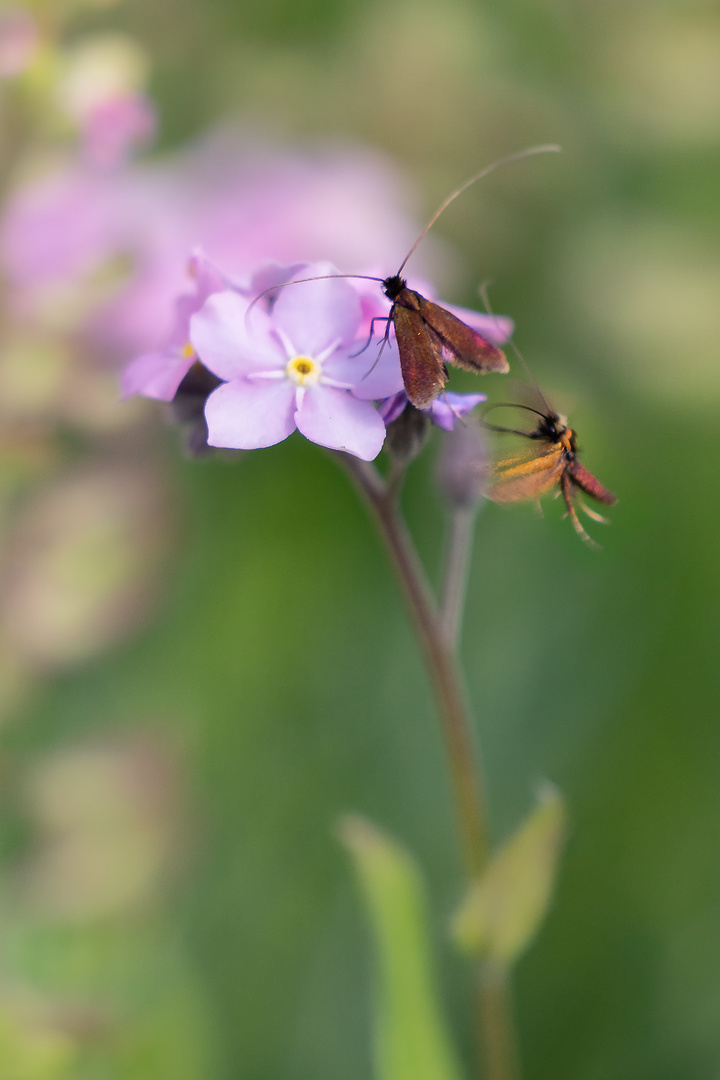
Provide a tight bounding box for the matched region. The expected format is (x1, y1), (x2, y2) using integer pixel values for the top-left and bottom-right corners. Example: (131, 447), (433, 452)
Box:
(360, 312), (397, 379)
(581, 502), (610, 524)
(350, 316), (391, 359)
(561, 472), (597, 546)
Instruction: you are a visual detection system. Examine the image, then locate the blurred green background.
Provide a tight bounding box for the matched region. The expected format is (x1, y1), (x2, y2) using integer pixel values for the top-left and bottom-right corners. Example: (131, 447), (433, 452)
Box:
(1, 0), (719, 1077)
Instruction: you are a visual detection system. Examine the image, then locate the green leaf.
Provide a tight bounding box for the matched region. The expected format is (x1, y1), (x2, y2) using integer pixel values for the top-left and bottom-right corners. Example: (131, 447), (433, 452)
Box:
(0, 1008), (77, 1080)
(451, 784), (566, 964)
(338, 816), (465, 1080)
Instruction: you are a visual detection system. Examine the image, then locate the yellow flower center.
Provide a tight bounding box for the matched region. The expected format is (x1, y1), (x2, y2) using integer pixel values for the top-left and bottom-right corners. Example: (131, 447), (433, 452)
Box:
(181, 342), (195, 359)
(286, 355), (321, 386)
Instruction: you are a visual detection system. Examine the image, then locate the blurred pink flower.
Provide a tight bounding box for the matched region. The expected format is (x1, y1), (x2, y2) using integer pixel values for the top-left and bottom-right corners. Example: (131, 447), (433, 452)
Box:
(82, 93), (157, 169)
(0, 133), (429, 360)
(121, 248), (228, 401)
(0, 167), (123, 287)
(0, 8), (37, 79)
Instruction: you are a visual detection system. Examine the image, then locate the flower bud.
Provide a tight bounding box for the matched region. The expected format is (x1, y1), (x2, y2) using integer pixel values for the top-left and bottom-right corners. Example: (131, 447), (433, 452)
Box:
(435, 416), (489, 511)
(383, 401), (430, 467)
(168, 363), (221, 457)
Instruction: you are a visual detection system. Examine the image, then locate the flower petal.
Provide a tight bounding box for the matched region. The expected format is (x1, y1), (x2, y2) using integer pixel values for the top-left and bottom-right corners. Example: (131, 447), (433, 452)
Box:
(121, 350), (194, 401)
(205, 378), (296, 449)
(187, 246), (232, 297)
(272, 271), (362, 356)
(328, 337), (404, 400)
(430, 392), (486, 431)
(247, 261), (311, 301)
(190, 290), (279, 380)
(296, 384), (386, 460)
(377, 390), (408, 426)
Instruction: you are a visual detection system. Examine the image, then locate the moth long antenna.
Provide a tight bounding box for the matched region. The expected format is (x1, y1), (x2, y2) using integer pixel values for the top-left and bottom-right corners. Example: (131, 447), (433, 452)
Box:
(476, 280), (554, 416)
(482, 401), (548, 436)
(395, 143), (561, 277)
(476, 280), (509, 349)
(485, 402), (548, 418)
(506, 338), (554, 416)
(482, 421), (536, 437)
(245, 273), (383, 326)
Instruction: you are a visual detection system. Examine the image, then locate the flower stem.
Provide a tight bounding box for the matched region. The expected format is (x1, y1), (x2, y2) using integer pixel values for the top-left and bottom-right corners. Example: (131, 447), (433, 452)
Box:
(338, 453), (521, 1080)
(477, 963), (520, 1080)
(342, 455), (488, 876)
(440, 506), (478, 649)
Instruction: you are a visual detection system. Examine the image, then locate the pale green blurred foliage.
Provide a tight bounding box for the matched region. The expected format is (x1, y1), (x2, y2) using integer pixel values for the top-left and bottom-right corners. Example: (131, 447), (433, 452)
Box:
(0, 1007), (77, 1080)
(451, 786), (565, 964)
(0, 334), (72, 419)
(0, 464), (167, 670)
(54, 33), (149, 123)
(598, 10), (720, 146)
(19, 739), (179, 919)
(340, 816), (464, 1080)
(0, 735), (211, 1079)
(561, 219), (720, 405)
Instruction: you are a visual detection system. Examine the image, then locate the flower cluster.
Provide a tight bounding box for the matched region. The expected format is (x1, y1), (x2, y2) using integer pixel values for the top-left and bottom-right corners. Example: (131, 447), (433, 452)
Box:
(0, 11), (514, 465)
(123, 256), (513, 462)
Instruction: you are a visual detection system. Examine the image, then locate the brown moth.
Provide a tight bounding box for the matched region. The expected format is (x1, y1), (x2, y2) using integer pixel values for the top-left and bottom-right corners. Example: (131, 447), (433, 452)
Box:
(379, 272), (508, 409)
(249, 145), (560, 410)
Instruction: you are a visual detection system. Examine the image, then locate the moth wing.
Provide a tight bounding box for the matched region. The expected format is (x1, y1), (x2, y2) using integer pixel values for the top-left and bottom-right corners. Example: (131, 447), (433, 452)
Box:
(489, 447), (565, 503)
(567, 460), (617, 506)
(392, 302), (448, 409)
(413, 295), (509, 374)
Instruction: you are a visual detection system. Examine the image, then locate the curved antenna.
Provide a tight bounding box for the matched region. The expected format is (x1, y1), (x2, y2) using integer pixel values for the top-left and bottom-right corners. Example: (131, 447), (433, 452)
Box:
(482, 401), (549, 437)
(245, 273), (384, 328)
(485, 402), (548, 418)
(506, 338), (554, 416)
(395, 143), (561, 277)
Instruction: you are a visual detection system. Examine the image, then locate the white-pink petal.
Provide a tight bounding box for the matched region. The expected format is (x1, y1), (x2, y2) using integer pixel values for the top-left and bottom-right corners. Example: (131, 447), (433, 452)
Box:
(328, 338), (404, 400)
(295, 384), (386, 461)
(272, 274), (362, 357)
(205, 378), (296, 449)
(121, 350), (193, 401)
(190, 290), (279, 381)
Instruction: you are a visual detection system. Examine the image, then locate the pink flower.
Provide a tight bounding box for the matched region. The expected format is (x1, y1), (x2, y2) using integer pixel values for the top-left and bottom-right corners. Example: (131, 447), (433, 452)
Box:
(0, 135), (427, 360)
(379, 390), (488, 429)
(82, 93), (156, 169)
(191, 267), (405, 461)
(0, 9), (38, 79)
(429, 391), (488, 431)
(121, 249), (228, 401)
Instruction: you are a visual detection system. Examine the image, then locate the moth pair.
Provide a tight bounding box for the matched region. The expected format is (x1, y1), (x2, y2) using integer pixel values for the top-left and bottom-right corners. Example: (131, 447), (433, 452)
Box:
(256, 146), (615, 541)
